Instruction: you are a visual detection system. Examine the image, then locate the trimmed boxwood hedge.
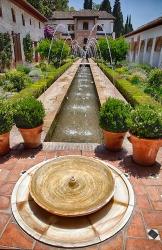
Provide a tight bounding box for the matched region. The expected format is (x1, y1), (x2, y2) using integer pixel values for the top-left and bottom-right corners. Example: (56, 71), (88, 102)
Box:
(98, 63), (160, 107)
(10, 60), (74, 102)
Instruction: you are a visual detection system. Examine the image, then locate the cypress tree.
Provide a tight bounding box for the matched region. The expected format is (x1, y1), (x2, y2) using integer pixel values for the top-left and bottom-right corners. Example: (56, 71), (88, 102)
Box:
(128, 15), (133, 32)
(124, 15), (129, 34)
(124, 15), (133, 34)
(99, 0), (112, 13)
(113, 0), (124, 38)
(84, 0), (92, 9)
(89, 0), (92, 9)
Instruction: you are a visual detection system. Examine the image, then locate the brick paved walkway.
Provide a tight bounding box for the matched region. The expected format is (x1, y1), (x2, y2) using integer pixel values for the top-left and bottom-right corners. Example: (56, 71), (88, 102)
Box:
(0, 144), (162, 250)
(1, 59), (162, 249)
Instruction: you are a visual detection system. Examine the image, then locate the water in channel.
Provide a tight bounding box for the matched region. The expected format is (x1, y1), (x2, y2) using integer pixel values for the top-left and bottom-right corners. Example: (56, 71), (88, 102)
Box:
(50, 65), (103, 143)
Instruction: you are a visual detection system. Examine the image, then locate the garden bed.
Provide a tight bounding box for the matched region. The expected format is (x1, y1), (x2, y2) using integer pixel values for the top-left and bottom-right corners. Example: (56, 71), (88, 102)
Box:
(9, 60), (75, 102)
(98, 62), (161, 107)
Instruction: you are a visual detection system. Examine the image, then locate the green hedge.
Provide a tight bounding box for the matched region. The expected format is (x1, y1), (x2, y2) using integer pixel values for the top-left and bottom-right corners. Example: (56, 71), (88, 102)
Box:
(98, 63), (160, 107)
(10, 60), (74, 102)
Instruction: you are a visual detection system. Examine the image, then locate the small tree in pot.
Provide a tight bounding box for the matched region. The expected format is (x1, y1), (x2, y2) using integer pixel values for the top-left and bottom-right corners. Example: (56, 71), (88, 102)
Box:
(14, 96), (45, 149)
(99, 97), (132, 151)
(127, 104), (162, 166)
(0, 100), (13, 155)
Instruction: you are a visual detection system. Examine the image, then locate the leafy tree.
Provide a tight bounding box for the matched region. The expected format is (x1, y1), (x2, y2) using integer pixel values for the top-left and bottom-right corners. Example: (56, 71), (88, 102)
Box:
(68, 6), (76, 11)
(98, 37), (129, 65)
(28, 0), (52, 17)
(113, 0), (124, 37)
(99, 0), (111, 13)
(37, 39), (70, 67)
(84, 0), (92, 9)
(53, 0), (69, 11)
(27, 0), (69, 17)
(27, 0), (39, 10)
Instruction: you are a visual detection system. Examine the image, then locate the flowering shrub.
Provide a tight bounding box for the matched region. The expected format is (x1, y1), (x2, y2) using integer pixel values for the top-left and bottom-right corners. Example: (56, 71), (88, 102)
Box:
(44, 25), (54, 39)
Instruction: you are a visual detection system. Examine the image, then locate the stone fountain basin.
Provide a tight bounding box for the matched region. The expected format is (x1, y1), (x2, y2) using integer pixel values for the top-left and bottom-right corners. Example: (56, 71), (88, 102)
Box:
(29, 156), (115, 217)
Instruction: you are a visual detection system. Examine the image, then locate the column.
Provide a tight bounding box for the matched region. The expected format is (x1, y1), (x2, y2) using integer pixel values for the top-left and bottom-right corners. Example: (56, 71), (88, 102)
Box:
(149, 37), (156, 66)
(137, 40), (142, 63)
(129, 41), (134, 62)
(143, 39), (147, 63)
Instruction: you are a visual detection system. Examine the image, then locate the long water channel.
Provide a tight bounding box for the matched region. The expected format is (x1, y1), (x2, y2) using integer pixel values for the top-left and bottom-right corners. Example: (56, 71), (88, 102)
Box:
(50, 64), (102, 143)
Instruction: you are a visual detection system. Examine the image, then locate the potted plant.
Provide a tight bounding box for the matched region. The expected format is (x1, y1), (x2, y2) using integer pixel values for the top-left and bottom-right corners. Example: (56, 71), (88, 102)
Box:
(99, 97), (132, 151)
(127, 104), (162, 166)
(14, 96), (45, 149)
(0, 100), (13, 155)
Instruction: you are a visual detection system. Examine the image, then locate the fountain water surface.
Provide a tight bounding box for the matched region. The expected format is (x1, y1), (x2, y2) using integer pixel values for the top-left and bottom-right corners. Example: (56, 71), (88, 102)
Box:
(50, 63), (102, 143)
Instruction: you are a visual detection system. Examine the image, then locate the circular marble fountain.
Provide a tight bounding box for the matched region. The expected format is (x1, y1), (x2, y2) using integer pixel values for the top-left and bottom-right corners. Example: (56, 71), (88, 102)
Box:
(11, 156), (134, 248)
(30, 156), (115, 217)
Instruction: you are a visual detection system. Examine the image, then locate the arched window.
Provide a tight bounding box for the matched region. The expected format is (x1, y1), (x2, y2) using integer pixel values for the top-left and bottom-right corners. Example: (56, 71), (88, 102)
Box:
(97, 24), (104, 31)
(83, 22), (88, 30)
(11, 8), (16, 22)
(155, 37), (162, 52)
(84, 38), (88, 44)
(140, 40), (145, 52)
(0, 0), (2, 17)
(22, 14), (25, 26)
(146, 38), (153, 52)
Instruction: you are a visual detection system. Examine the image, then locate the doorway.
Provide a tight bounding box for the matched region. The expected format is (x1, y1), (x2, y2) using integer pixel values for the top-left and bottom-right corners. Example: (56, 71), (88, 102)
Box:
(12, 32), (22, 65)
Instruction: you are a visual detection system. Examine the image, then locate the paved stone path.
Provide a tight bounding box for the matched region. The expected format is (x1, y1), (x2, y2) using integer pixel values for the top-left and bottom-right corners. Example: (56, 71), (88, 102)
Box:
(89, 58), (126, 105)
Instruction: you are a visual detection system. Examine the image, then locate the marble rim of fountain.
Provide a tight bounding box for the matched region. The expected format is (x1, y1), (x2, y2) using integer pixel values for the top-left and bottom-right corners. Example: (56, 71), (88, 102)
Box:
(11, 156), (135, 248)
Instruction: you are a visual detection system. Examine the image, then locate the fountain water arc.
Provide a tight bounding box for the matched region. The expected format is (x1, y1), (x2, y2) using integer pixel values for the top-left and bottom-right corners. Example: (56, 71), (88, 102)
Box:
(86, 38), (103, 60)
(85, 23), (113, 65)
(85, 39), (102, 60)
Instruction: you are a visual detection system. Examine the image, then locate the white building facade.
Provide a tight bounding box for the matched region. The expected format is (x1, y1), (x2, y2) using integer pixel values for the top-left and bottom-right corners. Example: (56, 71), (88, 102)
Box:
(0, 0), (47, 65)
(126, 17), (162, 68)
(48, 10), (114, 49)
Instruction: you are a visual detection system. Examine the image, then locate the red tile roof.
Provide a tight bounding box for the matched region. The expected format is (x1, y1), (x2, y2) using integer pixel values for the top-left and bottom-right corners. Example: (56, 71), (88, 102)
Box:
(125, 16), (162, 37)
(50, 10), (115, 20)
(10, 0), (47, 22)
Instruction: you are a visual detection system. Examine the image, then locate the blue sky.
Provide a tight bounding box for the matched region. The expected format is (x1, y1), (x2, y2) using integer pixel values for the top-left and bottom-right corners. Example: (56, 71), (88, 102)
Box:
(69, 0), (162, 29)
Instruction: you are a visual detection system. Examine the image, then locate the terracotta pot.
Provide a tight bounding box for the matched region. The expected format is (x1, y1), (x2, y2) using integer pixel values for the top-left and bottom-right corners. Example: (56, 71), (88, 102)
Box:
(19, 125), (43, 149)
(128, 134), (162, 166)
(0, 132), (10, 155)
(103, 130), (126, 151)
